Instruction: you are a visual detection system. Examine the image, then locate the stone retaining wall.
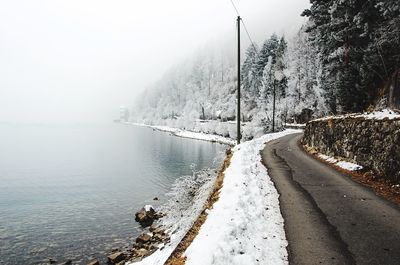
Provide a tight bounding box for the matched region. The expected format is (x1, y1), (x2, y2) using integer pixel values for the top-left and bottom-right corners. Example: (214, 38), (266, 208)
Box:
(302, 117), (400, 183)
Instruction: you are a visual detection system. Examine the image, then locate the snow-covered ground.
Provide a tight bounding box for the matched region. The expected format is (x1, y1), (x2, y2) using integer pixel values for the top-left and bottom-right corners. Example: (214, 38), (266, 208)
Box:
(313, 109), (400, 122)
(361, 109), (400, 120)
(127, 168), (222, 265)
(318, 154), (363, 171)
(285, 123), (306, 128)
(184, 129), (301, 265)
(127, 129), (301, 265)
(129, 118), (275, 142)
(128, 122), (236, 146)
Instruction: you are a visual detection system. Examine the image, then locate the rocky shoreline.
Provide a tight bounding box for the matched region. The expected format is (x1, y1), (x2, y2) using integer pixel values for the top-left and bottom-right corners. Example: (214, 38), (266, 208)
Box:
(82, 147), (230, 265)
(85, 205), (170, 265)
(38, 193), (189, 265)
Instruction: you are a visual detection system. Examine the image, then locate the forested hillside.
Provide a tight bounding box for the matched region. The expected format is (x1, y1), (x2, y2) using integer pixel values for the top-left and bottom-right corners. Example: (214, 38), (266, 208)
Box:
(303, 0), (400, 113)
(133, 1), (399, 138)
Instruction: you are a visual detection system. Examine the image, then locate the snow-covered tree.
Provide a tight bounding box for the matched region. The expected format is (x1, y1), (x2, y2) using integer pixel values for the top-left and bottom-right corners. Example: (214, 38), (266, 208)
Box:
(241, 44), (260, 117)
(286, 24), (327, 118)
(303, 0), (400, 113)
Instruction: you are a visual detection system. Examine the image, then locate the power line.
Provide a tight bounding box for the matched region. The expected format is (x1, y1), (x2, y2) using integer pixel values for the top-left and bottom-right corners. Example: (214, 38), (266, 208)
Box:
(227, 0), (262, 61)
(241, 20), (261, 59)
(229, 0), (240, 16)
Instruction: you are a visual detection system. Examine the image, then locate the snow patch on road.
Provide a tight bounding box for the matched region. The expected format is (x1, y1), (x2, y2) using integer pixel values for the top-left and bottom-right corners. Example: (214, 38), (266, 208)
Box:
(318, 154), (363, 171)
(184, 129), (301, 265)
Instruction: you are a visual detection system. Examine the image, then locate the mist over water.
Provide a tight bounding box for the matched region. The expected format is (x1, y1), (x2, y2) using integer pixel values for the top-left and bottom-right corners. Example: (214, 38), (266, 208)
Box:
(0, 0), (309, 125)
(0, 124), (225, 264)
(0, 1), (311, 264)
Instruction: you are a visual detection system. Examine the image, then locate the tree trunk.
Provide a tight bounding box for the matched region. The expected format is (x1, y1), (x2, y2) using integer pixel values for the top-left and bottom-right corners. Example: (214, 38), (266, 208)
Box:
(393, 68), (400, 109)
(388, 74), (394, 108)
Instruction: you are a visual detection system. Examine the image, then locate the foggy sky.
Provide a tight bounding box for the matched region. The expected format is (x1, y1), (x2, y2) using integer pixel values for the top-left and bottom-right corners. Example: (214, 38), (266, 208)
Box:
(0, 0), (309, 124)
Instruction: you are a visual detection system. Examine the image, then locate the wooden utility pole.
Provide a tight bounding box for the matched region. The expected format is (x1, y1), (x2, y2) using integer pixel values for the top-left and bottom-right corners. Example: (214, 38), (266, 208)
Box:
(237, 16), (241, 144)
(272, 80), (276, 132)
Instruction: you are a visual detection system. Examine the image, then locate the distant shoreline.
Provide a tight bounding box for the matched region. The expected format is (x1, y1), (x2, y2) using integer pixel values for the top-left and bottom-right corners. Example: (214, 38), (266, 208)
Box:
(124, 122), (236, 146)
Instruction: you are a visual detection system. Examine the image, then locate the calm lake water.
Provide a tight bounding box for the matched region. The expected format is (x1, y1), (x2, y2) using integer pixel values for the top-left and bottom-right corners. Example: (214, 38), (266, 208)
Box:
(0, 123), (226, 265)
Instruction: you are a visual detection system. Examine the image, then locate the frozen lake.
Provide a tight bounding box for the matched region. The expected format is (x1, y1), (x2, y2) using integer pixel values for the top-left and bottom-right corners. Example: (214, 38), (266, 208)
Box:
(0, 123), (226, 264)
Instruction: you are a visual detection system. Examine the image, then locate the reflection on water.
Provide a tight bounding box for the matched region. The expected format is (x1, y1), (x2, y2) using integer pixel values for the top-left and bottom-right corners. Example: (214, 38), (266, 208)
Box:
(0, 123), (225, 264)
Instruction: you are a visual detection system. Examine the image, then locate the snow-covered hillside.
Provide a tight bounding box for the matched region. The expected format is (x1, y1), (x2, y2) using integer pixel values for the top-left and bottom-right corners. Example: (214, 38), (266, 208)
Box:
(131, 0), (400, 137)
(132, 27), (327, 139)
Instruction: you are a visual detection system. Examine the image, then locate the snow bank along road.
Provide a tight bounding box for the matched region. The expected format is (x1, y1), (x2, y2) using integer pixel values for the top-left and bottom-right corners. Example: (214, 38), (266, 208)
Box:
(130, 130), (299, 265)
(183, 130), (303, 265)
(262, 133), (400, 265)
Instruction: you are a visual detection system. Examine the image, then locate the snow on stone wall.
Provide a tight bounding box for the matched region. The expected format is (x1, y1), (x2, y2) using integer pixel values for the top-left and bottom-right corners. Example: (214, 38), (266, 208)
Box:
(302, 114), (400, 183)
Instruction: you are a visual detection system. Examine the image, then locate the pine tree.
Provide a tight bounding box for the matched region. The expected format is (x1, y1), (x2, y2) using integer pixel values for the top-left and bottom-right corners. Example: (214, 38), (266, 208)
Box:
(241, 44), (260, 110)
(257, 34), (280, 82)
(276, 36), (288, 99)
(287, 24), (326, 117)
(303, 0), (400, 112)
(367, 0), (400, 108)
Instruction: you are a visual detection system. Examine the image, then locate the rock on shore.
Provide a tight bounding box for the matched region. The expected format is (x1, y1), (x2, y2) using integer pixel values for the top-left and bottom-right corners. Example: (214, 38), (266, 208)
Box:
(99, 205), (170, 265)
(134, 205), (162, 227)
(107, 251), (126, 264)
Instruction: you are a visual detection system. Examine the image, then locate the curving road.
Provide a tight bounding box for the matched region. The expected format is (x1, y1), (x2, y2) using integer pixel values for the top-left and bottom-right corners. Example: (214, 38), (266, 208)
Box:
(261, 133), (400, 265)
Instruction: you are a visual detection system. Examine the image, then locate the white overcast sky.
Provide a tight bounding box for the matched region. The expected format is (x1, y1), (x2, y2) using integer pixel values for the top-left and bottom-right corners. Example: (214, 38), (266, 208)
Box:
(0, 0), (309, 124)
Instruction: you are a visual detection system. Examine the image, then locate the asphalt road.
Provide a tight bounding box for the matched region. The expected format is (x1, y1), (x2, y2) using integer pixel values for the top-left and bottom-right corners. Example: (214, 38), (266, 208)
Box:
(261, 133), (400, 265)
